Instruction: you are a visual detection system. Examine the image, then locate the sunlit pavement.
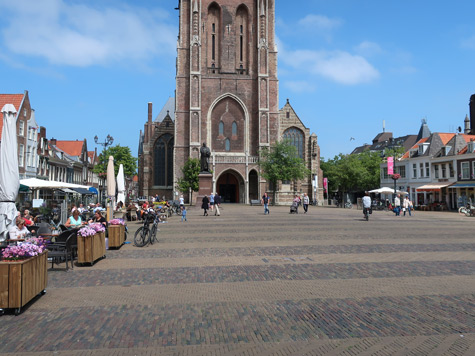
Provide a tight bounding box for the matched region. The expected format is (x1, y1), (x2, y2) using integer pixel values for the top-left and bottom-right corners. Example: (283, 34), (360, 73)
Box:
(1, 205), (474, 356)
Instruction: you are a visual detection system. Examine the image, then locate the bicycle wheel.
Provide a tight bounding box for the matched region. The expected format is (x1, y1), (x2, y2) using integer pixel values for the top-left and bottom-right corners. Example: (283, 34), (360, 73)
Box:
(149, 224), (157, 245)
(134, 227), (150, 247)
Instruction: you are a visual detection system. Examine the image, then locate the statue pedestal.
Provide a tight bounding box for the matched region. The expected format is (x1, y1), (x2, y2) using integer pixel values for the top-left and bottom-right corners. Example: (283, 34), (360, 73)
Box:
(195, 172), (213, 206)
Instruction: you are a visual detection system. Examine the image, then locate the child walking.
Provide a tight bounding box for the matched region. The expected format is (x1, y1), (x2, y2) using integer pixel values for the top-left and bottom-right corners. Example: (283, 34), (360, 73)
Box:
(181, 206), (187, 222)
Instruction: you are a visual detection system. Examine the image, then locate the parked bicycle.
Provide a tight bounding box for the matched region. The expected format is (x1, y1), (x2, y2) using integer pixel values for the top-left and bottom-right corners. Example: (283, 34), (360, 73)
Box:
(134, 212), (160, 247)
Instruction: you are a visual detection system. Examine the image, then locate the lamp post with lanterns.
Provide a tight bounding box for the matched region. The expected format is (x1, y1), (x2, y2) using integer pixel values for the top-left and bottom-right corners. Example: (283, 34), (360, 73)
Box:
(94, 135), (114, 205)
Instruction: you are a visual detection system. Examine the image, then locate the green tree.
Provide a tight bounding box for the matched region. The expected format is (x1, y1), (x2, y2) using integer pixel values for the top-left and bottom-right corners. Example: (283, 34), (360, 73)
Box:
(176, 158), (200, 203)
(94, 145), (137, 177)
(321, 150), (384, 198)
(259, 140), (310, 204)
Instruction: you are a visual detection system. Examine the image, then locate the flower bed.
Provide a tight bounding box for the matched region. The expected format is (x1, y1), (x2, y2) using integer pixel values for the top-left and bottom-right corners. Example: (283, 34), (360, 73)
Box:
(1, 238), (47, 261)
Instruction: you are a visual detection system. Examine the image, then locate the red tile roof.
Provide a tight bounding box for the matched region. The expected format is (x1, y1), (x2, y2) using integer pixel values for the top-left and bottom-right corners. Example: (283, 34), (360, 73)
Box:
(133, 175), (138, 182)
(55, 140), (84, 157)
(401, 137), (429, 159)
(438, 133), (454, 145)
(0, 94), (24, 138)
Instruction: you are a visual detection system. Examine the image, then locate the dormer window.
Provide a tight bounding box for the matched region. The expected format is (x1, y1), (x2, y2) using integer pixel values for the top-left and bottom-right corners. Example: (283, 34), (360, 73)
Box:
(468, 141), (475, 153)
(418, 143), (429, 155)
(444, 146), (451, 156)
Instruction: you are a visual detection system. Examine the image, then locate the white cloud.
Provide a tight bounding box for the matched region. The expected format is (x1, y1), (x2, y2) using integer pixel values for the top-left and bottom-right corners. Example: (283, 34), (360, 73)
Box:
(284, 81), (316, 93)
(298, 14), (343, 31)
(281, 49), (379, 85)
(0, 0), (176, 67)
(354, 41), (383, 57)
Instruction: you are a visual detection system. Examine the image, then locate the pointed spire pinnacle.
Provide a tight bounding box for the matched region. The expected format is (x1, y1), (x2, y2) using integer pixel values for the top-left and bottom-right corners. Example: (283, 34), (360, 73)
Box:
(193, 0), (198, 13)
(260, 0), (266, 17)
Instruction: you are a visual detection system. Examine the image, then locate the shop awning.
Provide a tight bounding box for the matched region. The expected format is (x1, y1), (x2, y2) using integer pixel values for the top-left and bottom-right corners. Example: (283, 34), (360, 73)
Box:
(448, 182), (475, 189)
(72, 187), (96, 195)
(416, 183), (452, 191)
(61, 188), (76, 194)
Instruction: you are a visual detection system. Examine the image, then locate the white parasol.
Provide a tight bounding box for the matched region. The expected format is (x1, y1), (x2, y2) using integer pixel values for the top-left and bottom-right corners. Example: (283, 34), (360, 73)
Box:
(116, 164), (125, 205)
(0, 104), (19, 243)
(106, 156), (116, 197)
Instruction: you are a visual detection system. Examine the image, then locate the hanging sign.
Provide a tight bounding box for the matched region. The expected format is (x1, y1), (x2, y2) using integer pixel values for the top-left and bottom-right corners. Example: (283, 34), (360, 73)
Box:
(387, 157), (394, 175)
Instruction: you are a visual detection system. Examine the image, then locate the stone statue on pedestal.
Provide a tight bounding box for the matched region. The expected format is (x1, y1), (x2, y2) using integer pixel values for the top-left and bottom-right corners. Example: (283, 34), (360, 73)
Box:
(200, 142), (211, 173)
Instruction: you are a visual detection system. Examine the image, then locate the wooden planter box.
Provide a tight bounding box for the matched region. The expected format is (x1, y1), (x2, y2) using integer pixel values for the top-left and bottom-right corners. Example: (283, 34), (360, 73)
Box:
(77, 232), (106, 266)
(108, 225), (125, 249)
(0, 252), (48, 315)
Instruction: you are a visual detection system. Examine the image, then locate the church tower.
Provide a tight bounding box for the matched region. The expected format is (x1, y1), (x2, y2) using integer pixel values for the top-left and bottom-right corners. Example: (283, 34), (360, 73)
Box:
(174, 0), (279, 204)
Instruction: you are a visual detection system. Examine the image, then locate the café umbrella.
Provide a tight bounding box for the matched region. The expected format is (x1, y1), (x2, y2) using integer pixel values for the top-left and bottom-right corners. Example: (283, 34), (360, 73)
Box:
(106, 156), (116, 221)
(0, 104), (19, 243)
(116, 164), (125, 205)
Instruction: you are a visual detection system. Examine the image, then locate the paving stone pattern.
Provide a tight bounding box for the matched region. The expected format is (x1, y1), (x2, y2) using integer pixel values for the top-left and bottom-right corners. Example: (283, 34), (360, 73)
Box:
(1, 206), (474, 356)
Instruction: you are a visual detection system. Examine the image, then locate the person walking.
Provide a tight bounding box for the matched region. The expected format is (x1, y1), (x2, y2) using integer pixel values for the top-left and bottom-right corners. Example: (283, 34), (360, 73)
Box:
(394, 194), (401, 216)
(303, 193), (309, 214)
(403, 196), (412, 216)
(262, 192), (270, 214)
(202, 195), (209, 216)
(181, 206), (187, 222)
(209, 193), (215, 212)
(214, 193), (221, 216)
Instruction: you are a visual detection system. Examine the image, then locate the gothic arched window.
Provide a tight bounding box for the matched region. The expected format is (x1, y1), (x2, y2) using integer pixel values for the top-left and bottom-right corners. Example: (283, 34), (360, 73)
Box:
(225, 138), (230, 152)
(283, 128), (304, 158)
(219, 121), (224, 136)
(154, 133), (174, 187)
(232, 121), (237, 136)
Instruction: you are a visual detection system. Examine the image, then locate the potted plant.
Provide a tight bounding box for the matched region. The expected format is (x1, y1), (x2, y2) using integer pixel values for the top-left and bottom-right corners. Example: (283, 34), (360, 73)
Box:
(76, 225), (106, 266)
(108, 219), (126, 249)
(0, 238), (48, 315)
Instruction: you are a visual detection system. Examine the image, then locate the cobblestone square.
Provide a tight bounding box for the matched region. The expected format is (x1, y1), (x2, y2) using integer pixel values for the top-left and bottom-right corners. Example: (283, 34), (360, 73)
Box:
(1, 205), (474, 355)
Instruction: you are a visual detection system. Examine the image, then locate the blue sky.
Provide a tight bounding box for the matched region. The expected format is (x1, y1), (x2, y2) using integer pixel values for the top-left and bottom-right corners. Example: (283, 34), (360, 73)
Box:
(1, 0), (475, 160)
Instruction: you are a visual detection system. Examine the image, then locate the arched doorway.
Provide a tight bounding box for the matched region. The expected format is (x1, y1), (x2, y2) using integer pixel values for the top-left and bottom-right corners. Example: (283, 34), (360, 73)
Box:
(249, 170), (258, 201)
(216, 170), (243, 203)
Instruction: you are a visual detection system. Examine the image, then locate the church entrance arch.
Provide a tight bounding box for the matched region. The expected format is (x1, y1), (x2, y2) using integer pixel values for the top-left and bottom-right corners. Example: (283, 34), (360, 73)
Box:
(216, 170), (244, 203)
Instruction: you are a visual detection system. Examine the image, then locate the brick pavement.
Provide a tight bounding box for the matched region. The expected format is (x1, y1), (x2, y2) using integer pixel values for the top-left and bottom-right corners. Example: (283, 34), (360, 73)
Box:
(1, 205), (474, 355)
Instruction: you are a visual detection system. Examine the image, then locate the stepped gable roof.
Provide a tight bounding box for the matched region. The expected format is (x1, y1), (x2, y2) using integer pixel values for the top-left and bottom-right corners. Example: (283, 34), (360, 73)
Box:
(0, 94), (24, 138)
(154, 97), (175, 123)
(55, 140), (84, 157)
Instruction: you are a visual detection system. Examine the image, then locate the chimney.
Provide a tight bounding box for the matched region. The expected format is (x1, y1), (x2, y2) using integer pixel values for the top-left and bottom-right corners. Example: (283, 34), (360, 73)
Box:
(470, 94), (475, 134)
(50, 137), (56, 146)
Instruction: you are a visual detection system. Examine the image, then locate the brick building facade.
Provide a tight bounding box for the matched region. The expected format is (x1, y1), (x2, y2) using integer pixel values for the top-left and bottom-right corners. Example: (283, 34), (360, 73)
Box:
(139, 0), (324, 204)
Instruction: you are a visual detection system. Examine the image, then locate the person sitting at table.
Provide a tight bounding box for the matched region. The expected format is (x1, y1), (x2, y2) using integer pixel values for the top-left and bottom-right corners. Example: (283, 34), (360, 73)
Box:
(93, 203), (103, 213)
(88, 210), (107, 226)
(65, 209), (86, 229)
(8, 218), (30, 240)
(22, 210), (34, 226)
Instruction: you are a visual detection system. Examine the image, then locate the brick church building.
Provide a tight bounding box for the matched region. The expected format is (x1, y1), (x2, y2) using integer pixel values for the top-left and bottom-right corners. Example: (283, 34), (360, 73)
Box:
(139, 0), (324, 205)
